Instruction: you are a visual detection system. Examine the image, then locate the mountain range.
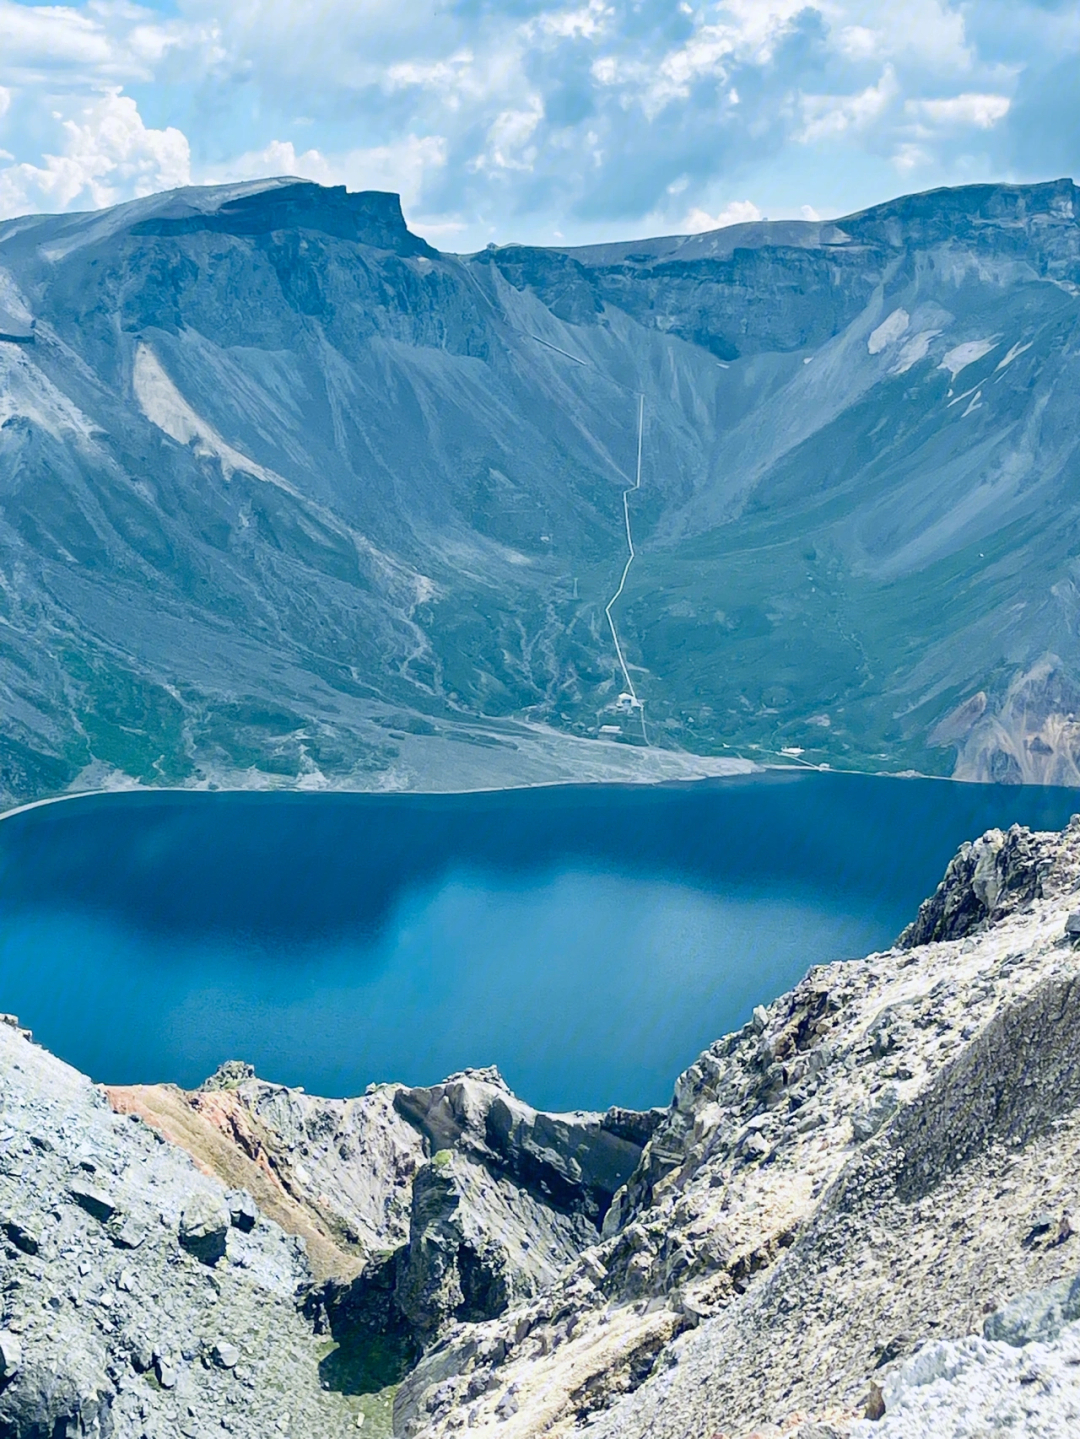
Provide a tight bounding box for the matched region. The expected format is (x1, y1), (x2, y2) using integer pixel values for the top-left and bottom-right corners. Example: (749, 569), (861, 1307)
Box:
(2, 175), (1079, 802)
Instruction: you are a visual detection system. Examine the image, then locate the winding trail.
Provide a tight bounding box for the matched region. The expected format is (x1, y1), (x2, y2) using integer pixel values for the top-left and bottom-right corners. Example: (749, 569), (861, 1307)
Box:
(604, 394), (649, 745)
(456, 258), (652, 746)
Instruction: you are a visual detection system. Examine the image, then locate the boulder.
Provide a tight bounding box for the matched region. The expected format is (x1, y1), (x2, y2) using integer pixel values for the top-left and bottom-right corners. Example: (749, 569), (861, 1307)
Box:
(213, 1341), (241, 1369)
(983, 1273), (1080, 1347)
(178, 1192), (231, 1265)
(69, 1179), (116, 1223)
(227, 1189), (258, 1233)
(0, 1332), (22, 1381)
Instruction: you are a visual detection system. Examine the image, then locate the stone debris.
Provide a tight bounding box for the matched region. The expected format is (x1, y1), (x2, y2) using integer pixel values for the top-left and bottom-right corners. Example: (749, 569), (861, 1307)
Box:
(386, 819), (1080, 1438)
(0, 1024), (357, 1438)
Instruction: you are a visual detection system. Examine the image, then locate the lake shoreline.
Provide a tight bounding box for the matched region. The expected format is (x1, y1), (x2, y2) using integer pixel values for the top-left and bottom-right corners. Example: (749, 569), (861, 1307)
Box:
(5, 755), (1067, 826)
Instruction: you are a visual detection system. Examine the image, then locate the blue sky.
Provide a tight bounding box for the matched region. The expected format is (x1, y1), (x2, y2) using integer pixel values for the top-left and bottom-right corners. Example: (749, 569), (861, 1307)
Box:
(0, 0), (1077, 250)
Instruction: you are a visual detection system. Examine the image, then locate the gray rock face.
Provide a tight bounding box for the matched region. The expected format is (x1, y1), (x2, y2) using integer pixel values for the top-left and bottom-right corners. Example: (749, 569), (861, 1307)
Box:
(392, 1068), (656, 1223)
(3, 178), (1080, 798)
(392, 817), (1080, 1439)
(289, 1070), (656, 1380)
(0, 1023), (357, 1439)
(898, 823), (1057, 946)
(394, 1149), (596, 1341)
(982, 1273), (1080, 1347)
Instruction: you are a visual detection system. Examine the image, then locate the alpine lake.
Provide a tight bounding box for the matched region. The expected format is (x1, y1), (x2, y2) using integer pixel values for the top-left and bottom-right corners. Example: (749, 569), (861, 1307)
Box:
(1, 771), (1076, 1114)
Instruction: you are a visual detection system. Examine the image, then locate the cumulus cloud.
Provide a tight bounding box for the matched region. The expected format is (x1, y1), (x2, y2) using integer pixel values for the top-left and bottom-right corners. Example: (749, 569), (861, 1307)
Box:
(0, 90), (190, 218)
(907, 93), (1011, 128)
(682, 199), (762, 231)
(0, 0), (1075, 246)
(203, 135), (447, 208)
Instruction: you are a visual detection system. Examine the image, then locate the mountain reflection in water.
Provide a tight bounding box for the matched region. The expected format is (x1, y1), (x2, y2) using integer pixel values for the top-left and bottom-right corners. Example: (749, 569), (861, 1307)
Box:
(0, 772), (1076, 1111)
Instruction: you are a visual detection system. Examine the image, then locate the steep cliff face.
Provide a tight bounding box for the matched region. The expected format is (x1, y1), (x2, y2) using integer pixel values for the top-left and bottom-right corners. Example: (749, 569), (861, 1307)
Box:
(2, 178), (1080, 798)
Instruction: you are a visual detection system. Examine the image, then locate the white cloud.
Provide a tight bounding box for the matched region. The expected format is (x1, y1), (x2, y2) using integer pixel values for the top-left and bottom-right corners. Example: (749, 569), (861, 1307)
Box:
(0, 0), (198, 85)
(0, 0), (1063, 249)
(0, 89), (190, 218)
(529, 0), (612, 43)
(907, 93), (1011, 129)
(472, 97), (545, 175)
(592, 0), (806, 118)
(682, 199), (762, 232)
(828, 0), (972, 70)
(205, 135), (447, 208)
(892, 142), (932, 172)
(797, 67), (900, 144)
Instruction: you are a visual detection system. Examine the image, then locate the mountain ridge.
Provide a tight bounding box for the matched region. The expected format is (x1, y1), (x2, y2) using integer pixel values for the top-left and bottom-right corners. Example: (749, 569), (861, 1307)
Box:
(1, 175), (1079, 800)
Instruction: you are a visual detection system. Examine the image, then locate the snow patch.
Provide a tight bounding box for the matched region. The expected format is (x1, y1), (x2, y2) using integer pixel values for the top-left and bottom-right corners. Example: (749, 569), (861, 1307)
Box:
(961, 390), (983, 418)
(939, 338), (997, 378)
(867, 308), (910, 354)
(133, 343), (278, 486)
(995, 339), (1033, 371)
(890, 330), (941, 375)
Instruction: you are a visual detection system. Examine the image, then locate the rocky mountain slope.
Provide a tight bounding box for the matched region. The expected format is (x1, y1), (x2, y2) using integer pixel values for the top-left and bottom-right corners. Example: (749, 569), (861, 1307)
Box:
(8, 818), (1080, 1435)
(2, 177), (1080, 802)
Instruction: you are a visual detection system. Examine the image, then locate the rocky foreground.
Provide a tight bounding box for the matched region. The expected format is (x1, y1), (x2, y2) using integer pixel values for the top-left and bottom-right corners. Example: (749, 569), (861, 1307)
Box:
(8, 819), (1080, 1435)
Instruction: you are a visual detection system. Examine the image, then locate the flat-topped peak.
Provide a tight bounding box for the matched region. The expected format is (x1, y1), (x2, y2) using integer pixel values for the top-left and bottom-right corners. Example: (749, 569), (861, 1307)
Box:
(128, 178), (436, 255)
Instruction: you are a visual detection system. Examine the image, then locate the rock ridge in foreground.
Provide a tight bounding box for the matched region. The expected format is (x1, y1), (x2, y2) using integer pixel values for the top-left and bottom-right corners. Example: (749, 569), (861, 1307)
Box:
(5, 818), (1080, 1436)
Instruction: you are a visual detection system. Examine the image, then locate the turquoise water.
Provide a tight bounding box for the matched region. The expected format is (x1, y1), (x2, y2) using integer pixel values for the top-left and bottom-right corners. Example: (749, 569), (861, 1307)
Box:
(0, 772), (1076, 1111)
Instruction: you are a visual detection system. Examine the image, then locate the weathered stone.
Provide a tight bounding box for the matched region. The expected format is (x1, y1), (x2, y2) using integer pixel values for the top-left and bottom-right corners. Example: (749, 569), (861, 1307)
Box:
(213, 1341), (241, 1369)
(68, 1179), (116, 1223)
(983, 1274), (1080, 1347)
(201, 1060), (257, 1091)
(899, 826), (1048, 947)
(227, 1189), (258, 1233)
(0, 1332), (22, 1380)
(2, 1216), (40, 1255)
(178, 1192), (231, 1265)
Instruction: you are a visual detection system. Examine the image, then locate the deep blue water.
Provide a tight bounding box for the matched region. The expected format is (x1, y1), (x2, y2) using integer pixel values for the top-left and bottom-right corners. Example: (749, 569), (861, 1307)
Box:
(0, 771), (1076, 1112)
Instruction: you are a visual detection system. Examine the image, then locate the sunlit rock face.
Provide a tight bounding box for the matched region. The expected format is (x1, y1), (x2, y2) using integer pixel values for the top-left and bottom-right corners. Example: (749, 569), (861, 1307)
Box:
(1, 176), (1080, 800)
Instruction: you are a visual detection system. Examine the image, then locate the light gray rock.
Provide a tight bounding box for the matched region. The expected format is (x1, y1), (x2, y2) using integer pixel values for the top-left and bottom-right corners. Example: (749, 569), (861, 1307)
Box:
(0, 1023), (355, 1439)
(178, 1191), (232, 1264)
(0, 1331), (22, 1379)
(983, 1273), (1080, 1347)
(213, 1340), (241, 1368)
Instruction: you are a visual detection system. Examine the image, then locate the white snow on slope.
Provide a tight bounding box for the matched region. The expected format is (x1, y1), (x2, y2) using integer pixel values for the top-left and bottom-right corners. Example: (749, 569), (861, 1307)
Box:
(890, 330), (941, 374)
(868, 308), (910, 354)
(133, 343), (280, 486)
(996, 339), (1033, 371)
(939, 338), (997, 377)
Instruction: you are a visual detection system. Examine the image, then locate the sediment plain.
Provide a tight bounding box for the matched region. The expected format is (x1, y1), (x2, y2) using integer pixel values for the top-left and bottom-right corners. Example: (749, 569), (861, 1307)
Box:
(7, 817), (1080, 1435)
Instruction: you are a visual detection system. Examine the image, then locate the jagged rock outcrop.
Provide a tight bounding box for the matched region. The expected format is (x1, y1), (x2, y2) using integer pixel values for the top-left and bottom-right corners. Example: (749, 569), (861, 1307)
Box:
(110, 1062), (658, 1398)
(389, 820), (1080, 1438)
(897, 820), (1064, 946)
(0, 1020), (356, 1438)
